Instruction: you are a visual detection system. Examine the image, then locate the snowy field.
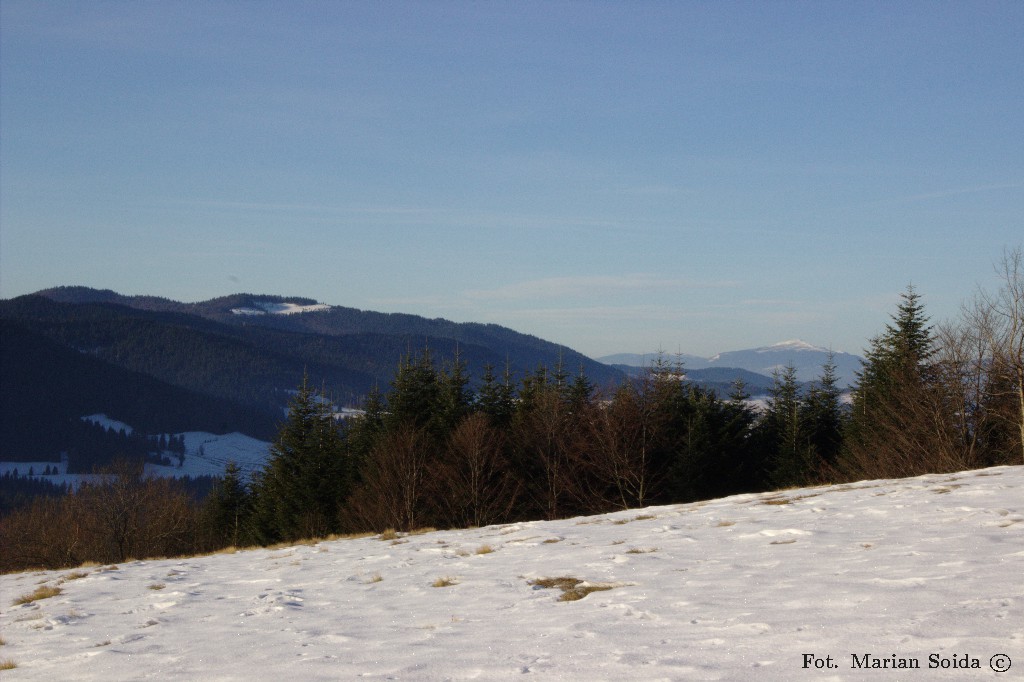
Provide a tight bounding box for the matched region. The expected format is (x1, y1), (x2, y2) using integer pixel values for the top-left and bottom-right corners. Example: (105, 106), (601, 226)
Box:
(1, 466), (1021, 680)
(1, 415), (272, 488)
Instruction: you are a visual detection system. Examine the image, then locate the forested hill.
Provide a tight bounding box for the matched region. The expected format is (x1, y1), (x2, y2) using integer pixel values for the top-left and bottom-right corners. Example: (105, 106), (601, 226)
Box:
(1, 289), (624, 461)
(0, 319), (279, 464)
(32, 287), (619, 385)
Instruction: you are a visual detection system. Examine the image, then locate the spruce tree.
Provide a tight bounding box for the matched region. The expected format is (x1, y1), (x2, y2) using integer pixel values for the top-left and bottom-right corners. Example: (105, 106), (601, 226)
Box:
(201, 460), (251, 548)
(433, 349), (473, 438)
(346, 385), (385, 481)
(761, 365), (812, 487)
(477, 363), (515, 428)
(385, 348), (440, 432)
(250, 375), (348, 543)
(842, 286), (943, 478)
(801, 354), (844, 474)
(856, 284), (934, 401)
(564, 364), (595, 413)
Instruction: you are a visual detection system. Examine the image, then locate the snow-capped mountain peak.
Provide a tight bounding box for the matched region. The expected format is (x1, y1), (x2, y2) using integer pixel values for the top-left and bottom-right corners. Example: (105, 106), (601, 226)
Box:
(757, 339), (828, 353)
(609, 340), (864, 387)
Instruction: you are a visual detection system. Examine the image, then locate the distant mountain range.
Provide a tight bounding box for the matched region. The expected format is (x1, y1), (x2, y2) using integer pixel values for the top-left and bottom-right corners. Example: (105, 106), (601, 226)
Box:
(598, 340), (864, 389)
(1, 286), (865, 466)
(0, 287), (624, 462)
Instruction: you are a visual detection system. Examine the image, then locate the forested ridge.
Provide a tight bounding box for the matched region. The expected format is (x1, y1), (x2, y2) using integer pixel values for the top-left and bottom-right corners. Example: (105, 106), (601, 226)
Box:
(201, 255), (1024, 553)
(2, 250), (1021, 571)
(0, 291), (624, 466)
(28, 287), (621, 386)
(0, 320), (280, 462)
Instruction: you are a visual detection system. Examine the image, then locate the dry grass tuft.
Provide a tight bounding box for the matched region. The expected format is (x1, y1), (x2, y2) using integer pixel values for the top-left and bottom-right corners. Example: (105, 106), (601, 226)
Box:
(148, 583), (166, 591)
(625, 547), (658, 554)
(366, 573), (383, 583)
(716, 520), (736, 527)
(763, 492), (821, 506)
(62, 570), (90, 581)
(529, 576), (615, 602)
(558, 584), (613, 602)
(379, 528), (399, 541)
(475, 544), (494, 555)
(0, 659), (16, 671)
(408, 527), (437, 536)
(323, 531), (376, 541)
(14, 612), (43, 623)
(542, 538), (562, 544)
(432, 576), (458, 587)
(13, 584), (62, 605)
(633, 514), (657, 521)
(531, 576), (582, 590)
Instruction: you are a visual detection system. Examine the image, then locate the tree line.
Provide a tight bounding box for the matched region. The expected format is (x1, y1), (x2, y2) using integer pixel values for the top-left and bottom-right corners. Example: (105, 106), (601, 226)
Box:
(208, 247), (1024, 546)
(2, 248), (1021, 570)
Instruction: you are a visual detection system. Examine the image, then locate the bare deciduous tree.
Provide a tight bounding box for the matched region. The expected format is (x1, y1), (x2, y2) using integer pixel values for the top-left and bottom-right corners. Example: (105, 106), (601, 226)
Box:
(578, 383), (658, 511)
(947, 247), (1024, 465)
(346, 424), (431, 532)
(432, 413), (518, 528)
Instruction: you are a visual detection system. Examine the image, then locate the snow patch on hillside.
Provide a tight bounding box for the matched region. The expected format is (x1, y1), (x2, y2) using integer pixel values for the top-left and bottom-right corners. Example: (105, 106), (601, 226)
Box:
(144, 431), (270, 480)
(230, 301), (331, 316)
(3, 416), (271, 486)
(2, 465), (1020, 680)
(81, 414), (134, 434)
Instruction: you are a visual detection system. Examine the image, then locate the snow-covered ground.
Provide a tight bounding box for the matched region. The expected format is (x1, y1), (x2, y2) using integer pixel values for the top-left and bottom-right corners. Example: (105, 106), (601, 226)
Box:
(142, 431), (270, 481)
(1, 416), (272, 487)
(2, 466), (1021, 680)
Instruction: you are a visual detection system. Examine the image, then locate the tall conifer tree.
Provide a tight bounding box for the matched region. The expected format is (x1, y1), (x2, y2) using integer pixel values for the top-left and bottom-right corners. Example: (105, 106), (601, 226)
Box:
(250, 375), (348, 543)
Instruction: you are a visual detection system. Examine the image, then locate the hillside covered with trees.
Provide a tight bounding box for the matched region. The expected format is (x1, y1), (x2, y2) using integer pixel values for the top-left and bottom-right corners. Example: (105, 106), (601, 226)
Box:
(1, 249), (1021, 571)
(0, 290), (624, 466)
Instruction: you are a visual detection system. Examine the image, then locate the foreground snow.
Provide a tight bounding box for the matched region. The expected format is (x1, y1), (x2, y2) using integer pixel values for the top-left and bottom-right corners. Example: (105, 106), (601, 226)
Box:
(2, 467), (1021, 680)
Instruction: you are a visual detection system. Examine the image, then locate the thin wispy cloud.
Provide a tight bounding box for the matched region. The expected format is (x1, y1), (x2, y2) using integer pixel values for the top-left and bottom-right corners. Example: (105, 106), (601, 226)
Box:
(492, 304), (688, 324)
(866, 180), (1024, 207)
(465, 275), (740, 302)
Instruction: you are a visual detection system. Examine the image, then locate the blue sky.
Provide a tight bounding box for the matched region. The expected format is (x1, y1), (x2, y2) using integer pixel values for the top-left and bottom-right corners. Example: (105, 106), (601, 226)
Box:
(2, 1), (1021, 358)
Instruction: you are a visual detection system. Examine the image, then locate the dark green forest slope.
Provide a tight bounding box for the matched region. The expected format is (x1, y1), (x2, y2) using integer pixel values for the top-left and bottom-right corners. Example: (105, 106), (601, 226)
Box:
(0, 288), (624, 463)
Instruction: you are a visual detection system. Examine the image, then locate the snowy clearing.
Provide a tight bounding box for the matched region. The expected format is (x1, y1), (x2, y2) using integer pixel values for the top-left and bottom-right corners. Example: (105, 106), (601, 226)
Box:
(1, 466), (1021, 680)
(230, 301), (331, 316)
(2, 416), (273, 485)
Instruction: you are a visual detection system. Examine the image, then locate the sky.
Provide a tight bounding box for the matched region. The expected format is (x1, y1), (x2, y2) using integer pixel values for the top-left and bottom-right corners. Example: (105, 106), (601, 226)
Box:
(1, 1), (1022, 358)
